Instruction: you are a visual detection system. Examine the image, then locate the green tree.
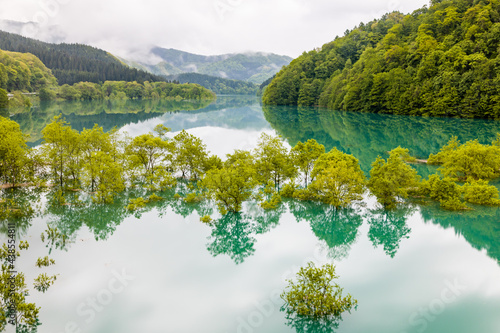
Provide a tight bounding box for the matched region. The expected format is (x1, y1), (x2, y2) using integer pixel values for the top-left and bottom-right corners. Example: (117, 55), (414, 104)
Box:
(200, 152), (258, 215)
(171, 130), (208, 180)
(308, 149), (365, 208)
(125, 127), (172, 187)
(368, 147), (421, 209)
(463, 180), (500, 205)
(0, 116), (29, 186)
(420, 175), (469, 211)
(41, 115), (81, 188)
(291, 139), (325, 188)
(254, 133), (296, 190)
(0, 89), (8, 109)
(281, 262), (357, 318)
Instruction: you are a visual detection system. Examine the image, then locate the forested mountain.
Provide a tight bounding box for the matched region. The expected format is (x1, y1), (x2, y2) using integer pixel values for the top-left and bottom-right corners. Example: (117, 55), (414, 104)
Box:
(263, 0), (500, 119)
(164, 73), (258, 95)
(127, 48), (292, 84)
(0, 49), (57, 92)
(0, 30), (167, 85)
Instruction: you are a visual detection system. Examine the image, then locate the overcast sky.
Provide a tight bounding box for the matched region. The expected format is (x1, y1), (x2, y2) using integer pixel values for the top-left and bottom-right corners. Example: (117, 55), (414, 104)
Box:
(1, 0), (429, 59)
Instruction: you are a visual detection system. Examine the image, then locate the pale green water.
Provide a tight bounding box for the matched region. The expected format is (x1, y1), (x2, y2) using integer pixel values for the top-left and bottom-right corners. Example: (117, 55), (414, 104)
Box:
(2, 96), (500, 333)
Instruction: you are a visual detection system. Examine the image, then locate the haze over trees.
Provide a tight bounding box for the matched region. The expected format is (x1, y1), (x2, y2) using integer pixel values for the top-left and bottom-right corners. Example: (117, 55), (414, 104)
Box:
(263, 0), (500, 118)
(0, 30), (166, 85)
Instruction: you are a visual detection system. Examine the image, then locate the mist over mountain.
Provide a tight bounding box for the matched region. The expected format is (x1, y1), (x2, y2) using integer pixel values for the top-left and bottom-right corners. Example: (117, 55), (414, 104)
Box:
(125, 47), (293, 84)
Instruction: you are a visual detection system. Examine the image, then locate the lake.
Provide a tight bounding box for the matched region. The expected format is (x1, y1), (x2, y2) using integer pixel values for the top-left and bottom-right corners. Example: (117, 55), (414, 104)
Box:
(3, 96), (500, 333)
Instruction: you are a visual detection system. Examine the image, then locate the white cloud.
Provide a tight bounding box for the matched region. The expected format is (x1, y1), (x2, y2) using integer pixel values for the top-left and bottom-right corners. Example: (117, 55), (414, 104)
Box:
(0, 0), (430, 58)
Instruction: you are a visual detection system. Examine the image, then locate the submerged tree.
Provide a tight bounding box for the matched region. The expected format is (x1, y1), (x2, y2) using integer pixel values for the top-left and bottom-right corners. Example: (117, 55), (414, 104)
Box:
(368, 147), (420, 209)
(41, 115), (81, 189)
(291, 139), (325, 188)
(254, 133), (297, 191)
(200, 150), (258, 215)
(281, 262), (357, 332)
(308, 148), (366, 208)
(0, 116), (29, 186)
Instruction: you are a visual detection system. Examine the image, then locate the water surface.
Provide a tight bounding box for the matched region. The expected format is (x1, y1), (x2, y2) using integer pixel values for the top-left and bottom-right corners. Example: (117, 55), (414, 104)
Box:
(3, 96), (500, 333)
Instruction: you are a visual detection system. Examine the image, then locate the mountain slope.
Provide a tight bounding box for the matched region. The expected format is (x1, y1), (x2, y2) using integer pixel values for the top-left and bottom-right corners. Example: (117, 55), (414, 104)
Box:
(263, 0), (500, 119)
(0, 48), (57, 92)
(130, 47), (293, 84)
(164, 73), (258, 95)
(0, 30), (167, 85)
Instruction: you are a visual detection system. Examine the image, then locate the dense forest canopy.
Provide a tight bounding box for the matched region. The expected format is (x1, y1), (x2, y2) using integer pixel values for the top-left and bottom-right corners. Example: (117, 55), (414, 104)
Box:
(263, 0), (500, 118)
(0, 30), (167, 85)
(0, 49), (57, 92)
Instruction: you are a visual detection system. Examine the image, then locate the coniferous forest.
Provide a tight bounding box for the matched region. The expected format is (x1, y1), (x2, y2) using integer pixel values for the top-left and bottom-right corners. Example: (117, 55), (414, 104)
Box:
(0, 30), (166, 85)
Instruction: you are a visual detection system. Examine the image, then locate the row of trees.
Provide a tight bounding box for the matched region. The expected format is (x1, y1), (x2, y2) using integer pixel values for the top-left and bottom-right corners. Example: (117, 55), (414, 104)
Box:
(2, 115), (500, 214)
(39, 80), (216, 102)
(264, 0), (500, 118)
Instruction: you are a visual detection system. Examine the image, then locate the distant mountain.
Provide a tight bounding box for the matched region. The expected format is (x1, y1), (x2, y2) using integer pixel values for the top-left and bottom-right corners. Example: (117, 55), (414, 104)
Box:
(164, 73), (258, 95)
(0, 30), (167, 85)
(126, 47), (293, 84)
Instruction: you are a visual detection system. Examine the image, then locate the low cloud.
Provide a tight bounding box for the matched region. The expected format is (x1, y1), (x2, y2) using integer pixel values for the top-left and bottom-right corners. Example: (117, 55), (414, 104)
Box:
(0, 0), (429, 58)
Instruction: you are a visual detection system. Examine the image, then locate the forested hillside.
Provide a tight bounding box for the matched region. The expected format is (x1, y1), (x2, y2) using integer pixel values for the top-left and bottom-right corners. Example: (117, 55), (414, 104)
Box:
(0, 30), (166, 85)
(0, 49), (57, 92)
(164, 73), (258, 95)
(263, 0), (500, 118)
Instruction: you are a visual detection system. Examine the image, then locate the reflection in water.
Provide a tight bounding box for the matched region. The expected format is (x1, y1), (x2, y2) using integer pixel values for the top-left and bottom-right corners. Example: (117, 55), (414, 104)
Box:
(283, 313), (342, 333)
(263, 105), (500, 175)
(206, 213), (256, 264)
(367, 207), (414, 258)
(10, 96), (261, 146)
(420, 204), (500, 264)
(289, 200), (363, 261)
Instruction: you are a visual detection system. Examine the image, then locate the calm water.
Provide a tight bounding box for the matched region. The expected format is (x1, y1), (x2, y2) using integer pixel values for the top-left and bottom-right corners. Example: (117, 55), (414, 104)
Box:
(3, 96), (500, 333)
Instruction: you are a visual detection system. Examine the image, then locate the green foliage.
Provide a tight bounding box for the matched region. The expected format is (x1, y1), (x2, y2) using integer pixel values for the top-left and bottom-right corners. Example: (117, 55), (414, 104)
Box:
(0, 116), (29, 186)
(254, 133), (297, 190)
(200, 155), (258, 214)
(0, 88), (8, 108)
(0, 48), (57, 92)
(281, 262), (357, 318)
(184, 192), (203, 203)
(463, 180), (500, 205)
(126, 128), (172, 188)
(264, 1), (500, 118)
(40, 226), (70, 253)
(33, 273), (57, 293)
(126, 197), (147, 211)
(41, 115), (81, 188)
(420, 175), (470, 211)
(171, 130), (209, 180)
(291, 139), (325, 187)
(35, 256), (55, 268)
(368, 147), (421, 209)
(428, 137), (500, 181)
(200, 215), (213, 224)
(308, 149), (366, 208)
(165, 73), (258, 95)
(0, 31), (166, 85)
(0, 241), (41, 331)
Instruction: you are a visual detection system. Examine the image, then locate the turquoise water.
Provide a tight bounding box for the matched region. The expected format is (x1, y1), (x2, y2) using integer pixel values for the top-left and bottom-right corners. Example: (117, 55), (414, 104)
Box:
(2, 96), (500, 333)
